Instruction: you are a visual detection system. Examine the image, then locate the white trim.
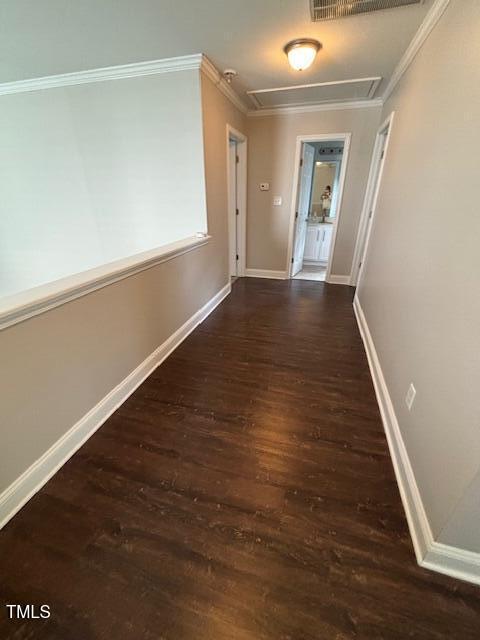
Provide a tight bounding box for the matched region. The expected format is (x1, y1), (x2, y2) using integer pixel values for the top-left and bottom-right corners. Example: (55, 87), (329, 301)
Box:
(0, 235), (210, 331)
(286, 133), (352, 283)
(353, 294), (480, 586)
(248, 77), (381, 96)
(324, 135), (351, 283)
(226, 125), (248, 277)
(0, 53), (249, 116)
(303, 259), (326, 266)
(0, 281), (231, 530)
(424, 541), (480, 585)
(245, 269), (287, 280)
(200, 56), (248, 115)
(366, 78), (382, 100)
(247, 98), (383, 118)
(327, 275), (351, 285)
(0, 54), (204, 96)
(350, 112), (395, 287)
(353, 295), (431, 563)
(247, 76), (381, 100)
(382, 0), (450, 102)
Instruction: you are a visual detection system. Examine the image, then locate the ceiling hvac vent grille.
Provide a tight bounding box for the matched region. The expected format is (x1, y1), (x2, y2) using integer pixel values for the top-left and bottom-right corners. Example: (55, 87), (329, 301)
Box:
(310, 0), (422, 21)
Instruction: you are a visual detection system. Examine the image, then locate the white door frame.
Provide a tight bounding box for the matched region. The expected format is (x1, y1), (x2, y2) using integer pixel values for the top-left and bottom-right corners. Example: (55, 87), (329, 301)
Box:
(292, 142), (316, 276)
(286, 132), (352, 282)
(226, 124), (247, 277)
(350, 112), (395, 287)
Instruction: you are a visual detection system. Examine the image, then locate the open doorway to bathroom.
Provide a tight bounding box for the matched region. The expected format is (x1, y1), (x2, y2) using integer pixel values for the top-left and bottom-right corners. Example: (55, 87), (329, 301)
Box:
(287, 134), (350, 283)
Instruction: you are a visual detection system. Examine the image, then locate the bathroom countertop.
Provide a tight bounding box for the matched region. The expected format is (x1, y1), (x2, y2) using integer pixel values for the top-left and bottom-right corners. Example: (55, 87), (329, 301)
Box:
(307, 218), (334, 225)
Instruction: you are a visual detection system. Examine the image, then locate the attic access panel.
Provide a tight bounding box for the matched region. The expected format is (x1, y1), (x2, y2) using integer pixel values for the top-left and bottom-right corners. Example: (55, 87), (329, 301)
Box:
(247, 77), (381, 109)
(310, 0), (423, 21)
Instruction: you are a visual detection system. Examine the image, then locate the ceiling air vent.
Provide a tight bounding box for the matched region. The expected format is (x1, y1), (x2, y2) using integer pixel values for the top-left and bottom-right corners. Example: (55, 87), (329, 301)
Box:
(310, 0), (423, 22)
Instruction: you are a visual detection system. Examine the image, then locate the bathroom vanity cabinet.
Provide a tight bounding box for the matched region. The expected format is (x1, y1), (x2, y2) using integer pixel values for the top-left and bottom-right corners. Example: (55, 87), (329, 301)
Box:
(304, 222), (333, 263)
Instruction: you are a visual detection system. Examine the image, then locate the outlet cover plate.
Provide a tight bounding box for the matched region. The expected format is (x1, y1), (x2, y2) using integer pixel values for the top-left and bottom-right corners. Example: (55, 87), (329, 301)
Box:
(405, 383), (416, 410)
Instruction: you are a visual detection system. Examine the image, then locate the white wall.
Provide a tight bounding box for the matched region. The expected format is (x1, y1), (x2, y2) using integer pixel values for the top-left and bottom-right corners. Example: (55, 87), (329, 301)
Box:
(0, 70), (207, 298)
(0, 69), (247, 514)
(357, 0), (480, 548)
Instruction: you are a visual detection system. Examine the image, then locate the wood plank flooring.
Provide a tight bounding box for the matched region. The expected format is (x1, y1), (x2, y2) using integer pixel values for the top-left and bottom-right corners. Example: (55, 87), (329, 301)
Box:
(1, 278), (479, 639)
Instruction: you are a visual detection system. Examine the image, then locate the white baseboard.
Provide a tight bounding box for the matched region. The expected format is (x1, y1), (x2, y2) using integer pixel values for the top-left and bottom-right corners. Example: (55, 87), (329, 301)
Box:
(327, 274), (351, 285)
(423, 540), (480, 585)
(245, 269), (287, 280)
(0, 282), (231, 530)
(303, 260), (327, 266)
(353, 295), (431, 562)
(353, 294), (480, 586)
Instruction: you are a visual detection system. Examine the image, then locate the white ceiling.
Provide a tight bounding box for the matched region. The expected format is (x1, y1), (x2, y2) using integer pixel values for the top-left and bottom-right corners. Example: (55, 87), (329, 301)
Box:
(0, 0), (433, 106)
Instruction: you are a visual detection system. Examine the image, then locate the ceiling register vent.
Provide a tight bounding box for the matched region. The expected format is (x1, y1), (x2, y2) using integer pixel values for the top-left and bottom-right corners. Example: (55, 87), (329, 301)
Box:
(310, 0), (422, 21)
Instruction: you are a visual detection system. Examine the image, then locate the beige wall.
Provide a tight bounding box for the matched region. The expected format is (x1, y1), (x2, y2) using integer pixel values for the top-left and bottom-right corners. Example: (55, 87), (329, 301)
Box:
(246, 107), (381, 275)
(357, 0), (480, 547)
(0, 71), (246, 497)
(200, 74), (248, 283)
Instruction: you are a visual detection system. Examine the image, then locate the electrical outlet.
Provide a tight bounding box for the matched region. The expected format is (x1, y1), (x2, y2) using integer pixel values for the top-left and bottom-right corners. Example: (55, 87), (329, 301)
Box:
(260, 182), (270, 191)
(273, 196), (282, 206)
(405, 383), (416, 411)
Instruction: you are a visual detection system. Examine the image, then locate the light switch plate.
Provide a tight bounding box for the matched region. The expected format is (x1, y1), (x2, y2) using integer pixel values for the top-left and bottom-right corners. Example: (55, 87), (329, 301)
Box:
(273, 196), (282, 206)
(260, 182), (270, 191)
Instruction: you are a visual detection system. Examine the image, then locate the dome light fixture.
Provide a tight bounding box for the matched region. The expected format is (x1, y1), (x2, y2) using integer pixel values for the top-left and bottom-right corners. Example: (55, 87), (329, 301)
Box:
(284, 38), (322, 71)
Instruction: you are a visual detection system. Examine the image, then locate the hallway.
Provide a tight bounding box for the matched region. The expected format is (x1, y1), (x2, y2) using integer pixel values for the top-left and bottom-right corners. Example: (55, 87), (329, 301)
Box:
(1, 278), (479, 639)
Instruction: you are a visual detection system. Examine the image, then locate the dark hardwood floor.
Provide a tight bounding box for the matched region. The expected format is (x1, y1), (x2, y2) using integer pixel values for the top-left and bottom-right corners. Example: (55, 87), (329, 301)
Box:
(1, 278), (479, 639)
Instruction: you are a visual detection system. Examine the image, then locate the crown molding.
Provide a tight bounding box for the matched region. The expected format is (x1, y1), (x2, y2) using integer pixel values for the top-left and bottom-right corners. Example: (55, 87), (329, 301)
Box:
(199, 55), (249, 114)
(0, 0), (448, 111)
(0, 54), (205, 96)
(0, 52), (249, 116)
(252, 0), (450, 118)
(247, 98), (383, 118)
(382, 0), (450, 102)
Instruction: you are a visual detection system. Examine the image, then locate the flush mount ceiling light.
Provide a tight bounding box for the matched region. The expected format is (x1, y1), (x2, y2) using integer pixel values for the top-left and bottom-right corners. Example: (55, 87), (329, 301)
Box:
(284, 38), (322, 71)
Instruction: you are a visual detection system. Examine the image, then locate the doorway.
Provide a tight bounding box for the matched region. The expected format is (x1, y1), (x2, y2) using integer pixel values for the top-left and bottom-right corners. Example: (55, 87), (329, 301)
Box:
(226, 125), (247, 278)
(351, 113), (394, 287)
(287, 133), (351, 283)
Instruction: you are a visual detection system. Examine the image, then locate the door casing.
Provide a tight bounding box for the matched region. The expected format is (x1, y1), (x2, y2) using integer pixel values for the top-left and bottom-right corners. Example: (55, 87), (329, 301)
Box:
(350, 112), (395, 287)
(286, 132), (352, 282)
(226, 124), (247, 277)
(292, 142), (316, 276)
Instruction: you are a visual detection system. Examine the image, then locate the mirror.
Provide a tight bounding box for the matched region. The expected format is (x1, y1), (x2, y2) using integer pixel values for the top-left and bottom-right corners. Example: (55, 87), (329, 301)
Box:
(310, 161), (338, 220)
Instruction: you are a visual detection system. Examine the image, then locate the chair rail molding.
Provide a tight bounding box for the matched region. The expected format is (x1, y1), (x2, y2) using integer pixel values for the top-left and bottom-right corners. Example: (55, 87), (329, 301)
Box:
(0, 236), (210, 331)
